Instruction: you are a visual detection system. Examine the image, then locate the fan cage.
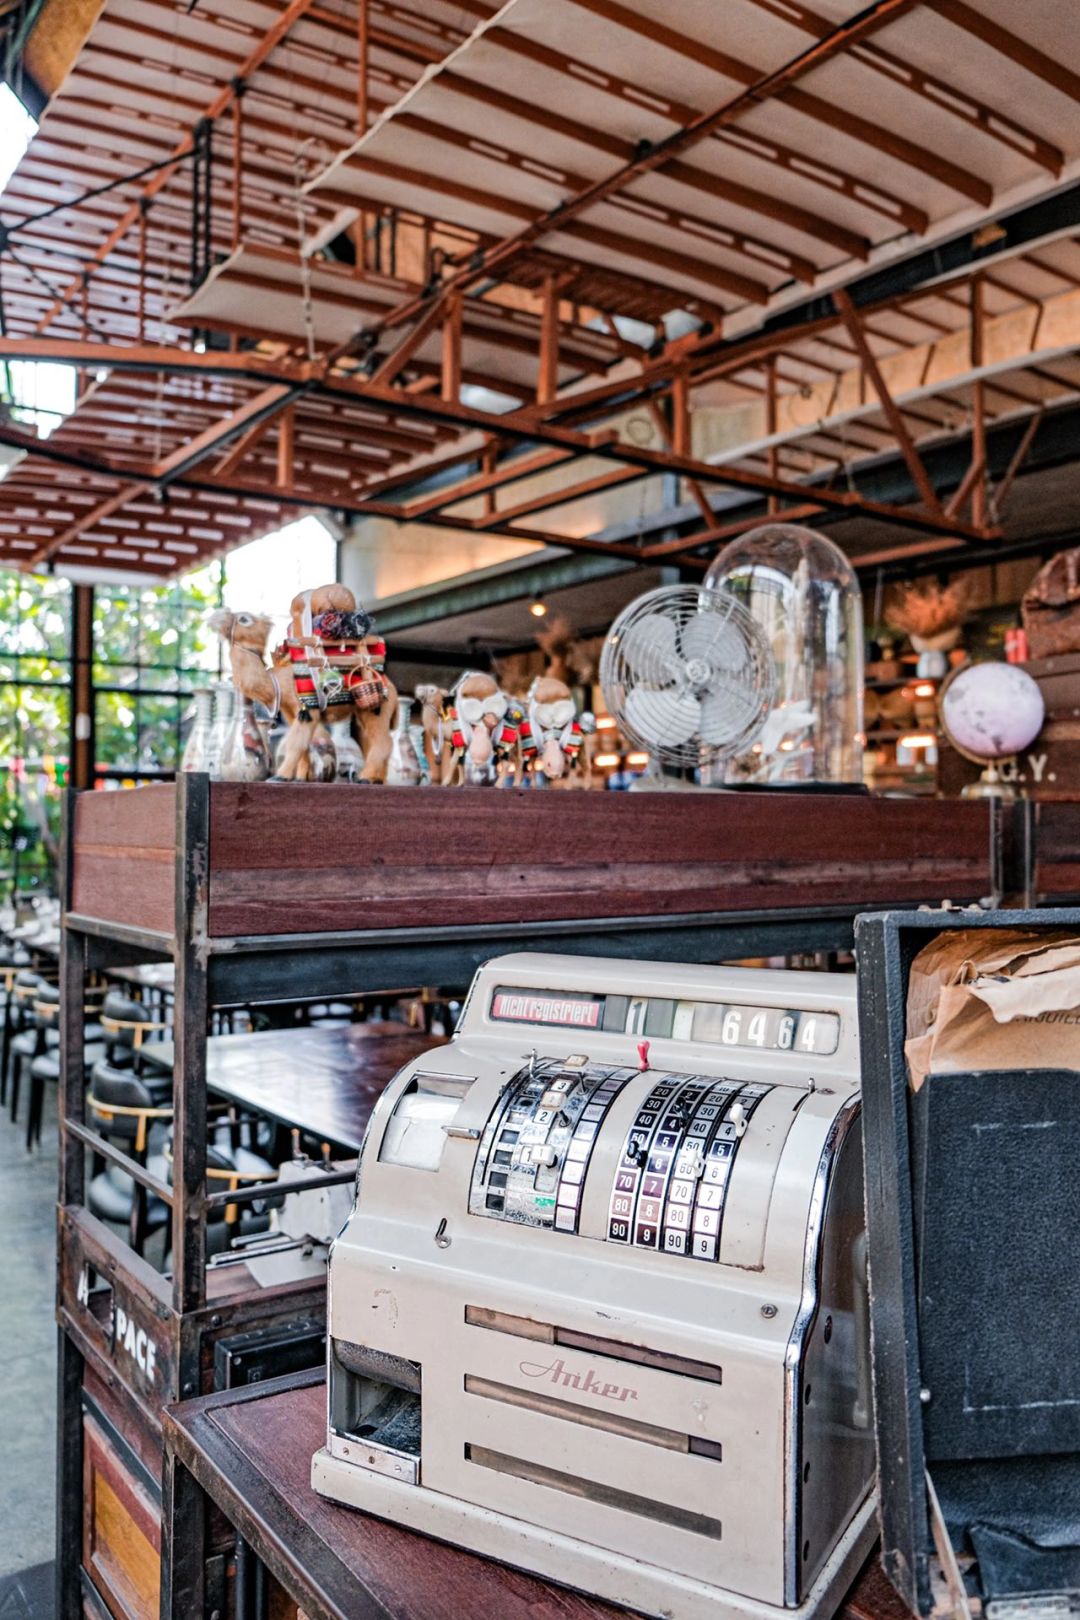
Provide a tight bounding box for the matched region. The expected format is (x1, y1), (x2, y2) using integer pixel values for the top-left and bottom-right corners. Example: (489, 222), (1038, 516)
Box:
(600, 585), (776, 771)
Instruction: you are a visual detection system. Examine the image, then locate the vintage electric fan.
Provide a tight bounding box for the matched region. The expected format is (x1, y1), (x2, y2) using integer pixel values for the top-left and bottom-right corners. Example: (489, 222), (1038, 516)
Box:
(599, 585), (776, 781)
(938, 660), (1045, 800)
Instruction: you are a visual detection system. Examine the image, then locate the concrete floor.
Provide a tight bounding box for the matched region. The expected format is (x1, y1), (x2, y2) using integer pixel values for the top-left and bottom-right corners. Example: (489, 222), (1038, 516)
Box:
(0, 1079), (58, 1580)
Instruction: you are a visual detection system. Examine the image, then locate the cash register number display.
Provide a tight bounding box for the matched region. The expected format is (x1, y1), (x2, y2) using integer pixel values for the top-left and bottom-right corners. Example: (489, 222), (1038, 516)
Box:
(314, 954), (876, 1620)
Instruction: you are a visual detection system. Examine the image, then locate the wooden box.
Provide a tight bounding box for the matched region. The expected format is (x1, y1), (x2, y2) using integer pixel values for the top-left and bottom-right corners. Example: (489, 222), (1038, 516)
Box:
(1028, 801), (1080, 903)
(69, 781), (1001, 941)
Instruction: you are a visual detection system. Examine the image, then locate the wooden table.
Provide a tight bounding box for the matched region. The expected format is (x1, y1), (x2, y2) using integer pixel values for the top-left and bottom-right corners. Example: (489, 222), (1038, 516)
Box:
(141, 1025), (446, 1151)
(162, 1370), (912, 1620)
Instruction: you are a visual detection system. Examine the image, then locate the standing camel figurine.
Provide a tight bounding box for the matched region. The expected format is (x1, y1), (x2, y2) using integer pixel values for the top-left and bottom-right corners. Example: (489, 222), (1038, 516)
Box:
(209, 591), (397, 782)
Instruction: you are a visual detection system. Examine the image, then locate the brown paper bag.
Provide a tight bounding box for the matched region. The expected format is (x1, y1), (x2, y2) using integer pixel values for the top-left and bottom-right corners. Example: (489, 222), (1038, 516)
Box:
(905, 928), (1080, 1090)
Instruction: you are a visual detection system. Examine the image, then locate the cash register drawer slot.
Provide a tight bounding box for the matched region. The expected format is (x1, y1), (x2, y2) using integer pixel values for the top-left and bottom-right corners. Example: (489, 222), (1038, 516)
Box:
(465, 1305), (722, 1384)
(465, 1445), (724, 1540)
(465, 1373), (723, 1459)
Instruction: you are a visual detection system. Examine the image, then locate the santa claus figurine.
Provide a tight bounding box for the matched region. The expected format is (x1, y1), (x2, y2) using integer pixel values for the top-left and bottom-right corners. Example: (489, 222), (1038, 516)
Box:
(519, 675), (595, 786)
(439, 671), (520, 786)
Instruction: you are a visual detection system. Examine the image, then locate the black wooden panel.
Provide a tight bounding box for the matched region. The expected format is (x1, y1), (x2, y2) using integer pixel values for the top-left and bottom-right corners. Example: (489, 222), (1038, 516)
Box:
(912, 1070), (1080, 1461)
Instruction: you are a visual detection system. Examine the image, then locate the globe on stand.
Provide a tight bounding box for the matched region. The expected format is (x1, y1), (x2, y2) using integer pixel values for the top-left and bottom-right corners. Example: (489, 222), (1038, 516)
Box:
(939, 662), (1046, 801)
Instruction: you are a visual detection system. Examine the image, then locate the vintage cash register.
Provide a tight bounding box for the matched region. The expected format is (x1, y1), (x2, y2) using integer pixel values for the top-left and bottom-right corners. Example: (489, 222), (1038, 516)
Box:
(313, 954), (877, 1620)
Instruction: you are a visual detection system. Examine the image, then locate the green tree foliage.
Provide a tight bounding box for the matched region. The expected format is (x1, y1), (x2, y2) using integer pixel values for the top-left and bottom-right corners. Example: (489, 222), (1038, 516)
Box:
(0, 570), (71, 892)
(92, 566), (222, 771)
(0, 563), (222, 892)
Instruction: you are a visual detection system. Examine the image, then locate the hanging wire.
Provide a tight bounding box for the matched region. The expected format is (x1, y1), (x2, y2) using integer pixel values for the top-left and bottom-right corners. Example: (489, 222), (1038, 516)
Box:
(3, 240), (112, 338)
(0, 148), (198, 242)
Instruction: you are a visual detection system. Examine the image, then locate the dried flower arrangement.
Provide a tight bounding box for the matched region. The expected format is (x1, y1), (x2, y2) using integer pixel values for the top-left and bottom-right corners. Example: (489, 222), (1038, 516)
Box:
(884, 576), (973, 652)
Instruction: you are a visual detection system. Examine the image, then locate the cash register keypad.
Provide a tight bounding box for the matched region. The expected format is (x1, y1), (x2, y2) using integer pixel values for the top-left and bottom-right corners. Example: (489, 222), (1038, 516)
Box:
(469, 1060), (637, 1231)
(471, 1060), (773, 1257)
(608, 1077), (773, 1260)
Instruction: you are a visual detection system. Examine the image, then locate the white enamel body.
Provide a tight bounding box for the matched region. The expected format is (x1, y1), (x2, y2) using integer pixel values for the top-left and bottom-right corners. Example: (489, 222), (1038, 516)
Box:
(314, 954), (875, 1620)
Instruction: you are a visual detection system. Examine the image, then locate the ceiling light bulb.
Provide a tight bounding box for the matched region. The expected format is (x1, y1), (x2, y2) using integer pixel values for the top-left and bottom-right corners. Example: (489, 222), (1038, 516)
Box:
(529, 599), (547, 618)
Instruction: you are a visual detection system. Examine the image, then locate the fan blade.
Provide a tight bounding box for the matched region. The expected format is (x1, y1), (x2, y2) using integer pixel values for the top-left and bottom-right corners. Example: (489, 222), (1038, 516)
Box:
(619, 613), (679, 684)
(678, 609), (750, 677)
(698, 682), (762, 747)
(625, 686), (701, 748)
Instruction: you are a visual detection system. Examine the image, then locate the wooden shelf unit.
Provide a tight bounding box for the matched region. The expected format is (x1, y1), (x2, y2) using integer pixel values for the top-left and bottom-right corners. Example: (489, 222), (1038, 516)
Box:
(58, 775), (1013, 1620)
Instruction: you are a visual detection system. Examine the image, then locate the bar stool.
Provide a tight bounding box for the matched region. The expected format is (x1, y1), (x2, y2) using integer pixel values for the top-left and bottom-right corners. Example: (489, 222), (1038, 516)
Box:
(87, 1061), (173, 1255)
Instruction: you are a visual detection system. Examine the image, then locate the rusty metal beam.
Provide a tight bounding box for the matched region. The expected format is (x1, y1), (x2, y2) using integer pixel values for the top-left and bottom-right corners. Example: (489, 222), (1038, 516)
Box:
(568, 0), (988, 204)
(436, 66), (869, 260)
(943, 452), (985, 521)
(357, 0), (369, 137)
(471, 466), (643, 529)
(231, 92), (244, 255)
(276, 406), (296, 489)
(537, 275), (560, 406)
(832, 288), (947, 522)
(30, 0), (321, 334)
(351, 0), (926, 343)
(402, 446), (574, 518)
(213, 413), (280, 479)
(29, 479), (152, 568)
(925, 0), (1080, 104)
(970, 274), (988, 528)
(990, 407), (1043, 519)
(477, 26), (926, 235)
(441, 293), (463, 403)
(310, 366), (995, 541)
(368, 291), (453, 386)
(744, 0), (1062, 175)
(150, 384), (300, 484)
(641, 502), (827, 561)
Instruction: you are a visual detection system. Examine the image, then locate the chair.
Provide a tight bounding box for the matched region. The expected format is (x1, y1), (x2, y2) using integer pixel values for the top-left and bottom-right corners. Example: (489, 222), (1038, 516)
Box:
(86, 1060), (173, 1255)
(99, 991), (171, 1072)
(0, 963), (23, 1108)
(24, 992), (108, 1150)
(162, 1130), (278, 1247)
(4, 970), (51, 1113)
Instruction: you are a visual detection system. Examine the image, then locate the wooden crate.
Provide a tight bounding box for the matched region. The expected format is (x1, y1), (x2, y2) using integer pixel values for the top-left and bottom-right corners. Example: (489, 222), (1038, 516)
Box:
(82, 1367), (161, 1620)
(70, 782), (1002, 940)
(1029, 801), (1080, 903)
(59, 1207), (328, 1620)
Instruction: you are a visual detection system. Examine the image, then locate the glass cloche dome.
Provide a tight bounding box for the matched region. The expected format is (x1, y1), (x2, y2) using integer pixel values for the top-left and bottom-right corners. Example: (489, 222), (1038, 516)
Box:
(703, 524), (864, 785)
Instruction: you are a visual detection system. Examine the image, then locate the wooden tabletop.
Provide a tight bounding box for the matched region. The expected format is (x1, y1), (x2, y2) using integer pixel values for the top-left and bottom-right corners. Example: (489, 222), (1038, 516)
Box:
(164, 1371), (913, 1620)
(142, 1025), (446, 1150)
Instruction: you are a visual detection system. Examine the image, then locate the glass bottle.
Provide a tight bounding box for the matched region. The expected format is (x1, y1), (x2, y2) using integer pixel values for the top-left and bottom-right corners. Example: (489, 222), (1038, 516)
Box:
(180, 688), (214, 773)
(329, 717), (365, 783)
(704, 524), (864, 785)
(206, 685), (235, 780)
(218, 694), (272, 782)
(386, 697), (422, 786)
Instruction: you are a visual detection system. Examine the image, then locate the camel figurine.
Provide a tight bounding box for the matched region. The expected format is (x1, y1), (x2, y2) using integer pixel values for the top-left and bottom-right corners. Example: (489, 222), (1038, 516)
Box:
(520, 674), (596, 787)
(416, 684), (449, 784)
(434, 671), (522, 786)
(209, 588), (396, 782)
